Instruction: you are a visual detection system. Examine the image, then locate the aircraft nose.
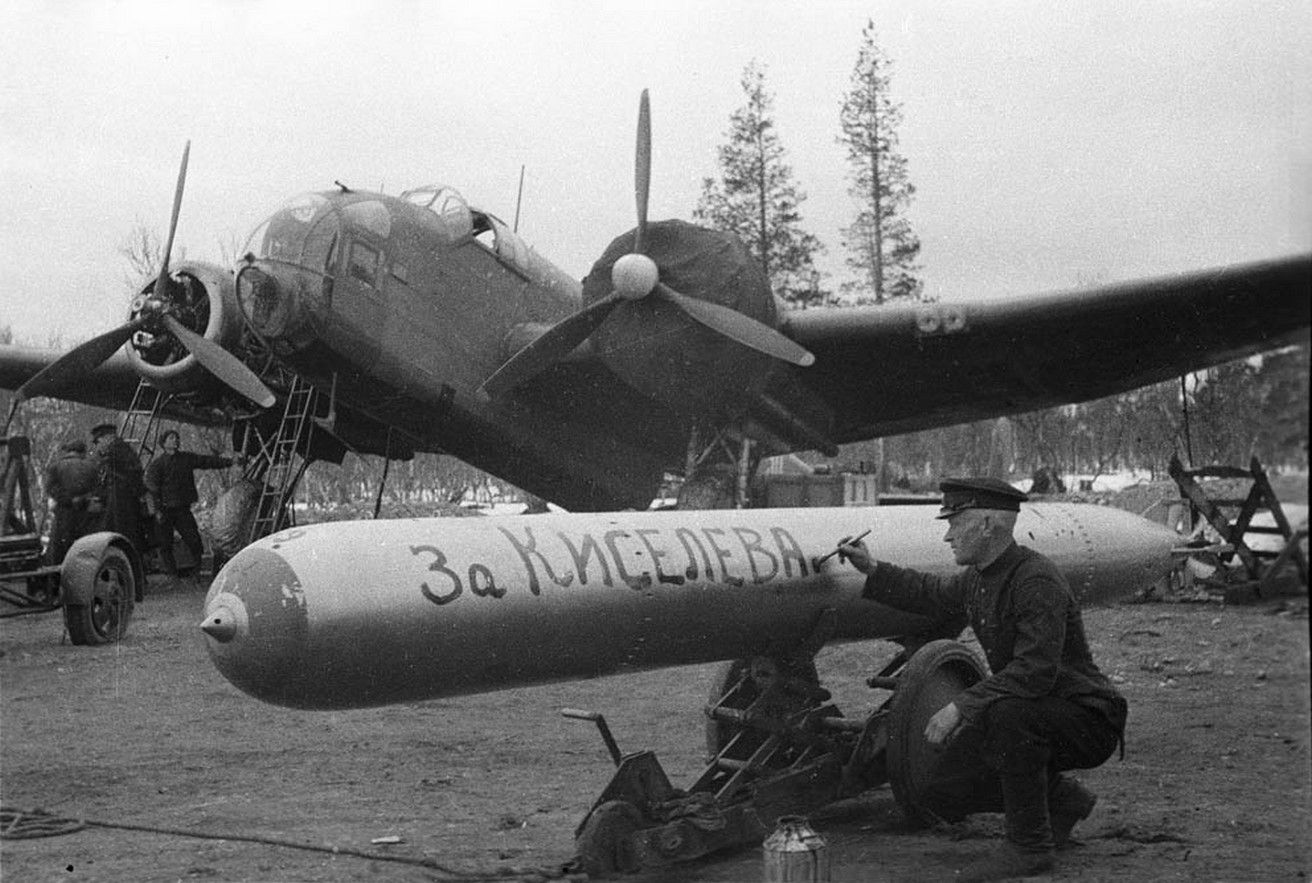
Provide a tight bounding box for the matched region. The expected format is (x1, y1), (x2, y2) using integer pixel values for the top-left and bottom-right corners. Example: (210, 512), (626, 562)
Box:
(200, 545), (312, 707)
(236, 264), (293, 338)
(236, 262), (328, 346)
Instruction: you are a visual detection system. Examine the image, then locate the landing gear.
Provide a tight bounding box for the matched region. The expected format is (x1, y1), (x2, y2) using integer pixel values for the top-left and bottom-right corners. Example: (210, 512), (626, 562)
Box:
(676, 424), (758, 510)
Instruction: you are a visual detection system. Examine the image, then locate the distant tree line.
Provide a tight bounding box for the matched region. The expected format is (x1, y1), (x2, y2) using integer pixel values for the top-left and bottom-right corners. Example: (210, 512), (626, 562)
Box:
(833, 345), (1309, 490)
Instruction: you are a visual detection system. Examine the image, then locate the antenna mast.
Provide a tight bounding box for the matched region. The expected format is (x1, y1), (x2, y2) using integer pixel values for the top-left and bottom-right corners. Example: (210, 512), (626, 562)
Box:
(512, 165), (526, 233)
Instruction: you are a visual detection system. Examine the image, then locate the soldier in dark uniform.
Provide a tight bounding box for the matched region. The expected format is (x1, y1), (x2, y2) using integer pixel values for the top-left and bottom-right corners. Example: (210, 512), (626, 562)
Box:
(89, 423), (147, 555)
(144, 429), (241, 577)
(43, 438), (100, 564)
(839, 477), (1127, 882)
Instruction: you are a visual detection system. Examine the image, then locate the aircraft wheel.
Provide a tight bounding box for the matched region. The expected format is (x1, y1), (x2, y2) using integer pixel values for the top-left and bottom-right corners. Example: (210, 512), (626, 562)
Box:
(886, 639), (985, 826)
(574, 799), (644, 877)
(63, 545), (135, 645)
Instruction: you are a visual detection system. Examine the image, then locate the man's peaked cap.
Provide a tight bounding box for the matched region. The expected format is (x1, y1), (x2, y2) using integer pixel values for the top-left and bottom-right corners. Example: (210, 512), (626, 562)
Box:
(937, 476), (1028, 519)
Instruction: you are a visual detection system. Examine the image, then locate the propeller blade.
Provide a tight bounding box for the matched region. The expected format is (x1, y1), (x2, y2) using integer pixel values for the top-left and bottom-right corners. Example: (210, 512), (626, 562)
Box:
(478, 294), (624, 399)
(654, 283), (816, 367)
(155, 141), (190, 297)
(16, 321), (142, 401)
(634, 90), (651, 254)
(163, 315), (275, 408)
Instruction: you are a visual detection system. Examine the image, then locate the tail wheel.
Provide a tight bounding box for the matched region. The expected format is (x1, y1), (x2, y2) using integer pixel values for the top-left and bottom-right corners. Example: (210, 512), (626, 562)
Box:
(63, 546), (135, 645)
(886, 639), (986, 826)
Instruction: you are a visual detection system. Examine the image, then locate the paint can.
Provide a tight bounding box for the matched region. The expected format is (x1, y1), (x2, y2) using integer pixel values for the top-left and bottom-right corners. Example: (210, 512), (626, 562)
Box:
(762, 814), (830, 882)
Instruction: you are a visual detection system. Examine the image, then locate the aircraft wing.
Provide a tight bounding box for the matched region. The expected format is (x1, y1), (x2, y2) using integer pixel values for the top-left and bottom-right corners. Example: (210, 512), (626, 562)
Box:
(0, 345), (226, 425)
(779, 253), (1311, 443)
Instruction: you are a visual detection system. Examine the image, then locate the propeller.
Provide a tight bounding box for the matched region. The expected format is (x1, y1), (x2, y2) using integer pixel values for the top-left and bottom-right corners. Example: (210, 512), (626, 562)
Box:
(17, 143), (275, 409)
(478, 90), (814, 400)
(162, 315), (274, 408)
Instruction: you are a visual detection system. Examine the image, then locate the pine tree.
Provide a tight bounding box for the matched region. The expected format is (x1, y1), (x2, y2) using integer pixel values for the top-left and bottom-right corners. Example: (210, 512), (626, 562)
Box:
(695, 61), (824, 307)
(838, 21), (922, 304)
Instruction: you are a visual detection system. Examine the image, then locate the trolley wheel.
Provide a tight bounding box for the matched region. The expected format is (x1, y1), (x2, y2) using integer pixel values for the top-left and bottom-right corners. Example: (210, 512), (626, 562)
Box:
(574, 799), (644, 878)
(62, 545), (135, 645)
(886, 639), (986, 826)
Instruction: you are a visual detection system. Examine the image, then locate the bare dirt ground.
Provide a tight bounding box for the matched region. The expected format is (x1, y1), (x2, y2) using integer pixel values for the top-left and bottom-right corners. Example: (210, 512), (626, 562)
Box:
(2, 574), (1308, 882)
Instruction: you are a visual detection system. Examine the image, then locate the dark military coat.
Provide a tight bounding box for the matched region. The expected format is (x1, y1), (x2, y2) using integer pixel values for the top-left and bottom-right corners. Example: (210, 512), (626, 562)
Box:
(145, 451), (234, 509)
(864, 542), (1125, 731)
(93, 438), (147, 549)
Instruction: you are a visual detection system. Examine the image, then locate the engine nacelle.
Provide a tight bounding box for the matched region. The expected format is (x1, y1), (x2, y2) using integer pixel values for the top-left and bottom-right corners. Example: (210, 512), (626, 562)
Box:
(125, 261), (244, 394)
(584, 220), (781, 419)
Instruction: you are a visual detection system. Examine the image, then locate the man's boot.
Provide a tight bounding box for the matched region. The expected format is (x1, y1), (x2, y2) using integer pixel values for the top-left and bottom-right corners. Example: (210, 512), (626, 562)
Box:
(1050, 774), (1097, 848)
(957, 769), (1054, 882)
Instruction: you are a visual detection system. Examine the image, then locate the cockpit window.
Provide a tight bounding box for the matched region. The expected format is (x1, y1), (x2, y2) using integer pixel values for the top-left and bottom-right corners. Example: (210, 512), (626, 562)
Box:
(400, 184), (473, 243)
(348, 241), (380, 285)
(342, 200), (392, 239)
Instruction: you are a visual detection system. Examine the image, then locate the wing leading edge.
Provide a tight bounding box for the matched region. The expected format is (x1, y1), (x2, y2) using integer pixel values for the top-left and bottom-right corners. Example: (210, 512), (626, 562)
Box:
(0, 346), (227, 427)
(780, 253), (1311, 443)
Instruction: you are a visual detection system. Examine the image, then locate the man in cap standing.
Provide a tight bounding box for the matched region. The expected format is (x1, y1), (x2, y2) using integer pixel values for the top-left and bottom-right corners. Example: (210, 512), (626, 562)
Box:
(89, 423), (147, 556)
(839, 477), (1127, 882)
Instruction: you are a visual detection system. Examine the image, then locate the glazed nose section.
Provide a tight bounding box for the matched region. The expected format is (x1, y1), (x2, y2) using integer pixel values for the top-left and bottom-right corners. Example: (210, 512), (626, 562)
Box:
(200, 546), (312, 707)
(237, 264), (295, 340)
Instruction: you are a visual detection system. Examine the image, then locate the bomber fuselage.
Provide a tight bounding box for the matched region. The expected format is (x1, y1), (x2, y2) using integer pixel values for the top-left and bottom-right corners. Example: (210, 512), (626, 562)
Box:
(234, 186), (683, 509)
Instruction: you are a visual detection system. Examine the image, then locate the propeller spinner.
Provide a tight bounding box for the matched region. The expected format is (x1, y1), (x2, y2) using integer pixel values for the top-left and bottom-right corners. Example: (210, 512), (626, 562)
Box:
(17, 143), (275, 409)
(477, 91), (814, 400)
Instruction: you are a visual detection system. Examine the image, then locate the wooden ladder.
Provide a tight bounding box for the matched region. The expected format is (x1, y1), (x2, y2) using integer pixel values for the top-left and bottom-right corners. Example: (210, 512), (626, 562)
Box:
(1168, 454), (1308, 596)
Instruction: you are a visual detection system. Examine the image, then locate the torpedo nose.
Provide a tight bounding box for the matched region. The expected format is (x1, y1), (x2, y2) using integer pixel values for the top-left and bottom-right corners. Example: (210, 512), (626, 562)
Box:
(199, 598), (245, 642)
(200, 546), (311, 707)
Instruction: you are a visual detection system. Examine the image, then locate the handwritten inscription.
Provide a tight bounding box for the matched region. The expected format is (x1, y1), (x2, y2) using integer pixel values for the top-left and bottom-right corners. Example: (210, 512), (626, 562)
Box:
(416, 524), (811, 607)
(412, 544), (506, 606)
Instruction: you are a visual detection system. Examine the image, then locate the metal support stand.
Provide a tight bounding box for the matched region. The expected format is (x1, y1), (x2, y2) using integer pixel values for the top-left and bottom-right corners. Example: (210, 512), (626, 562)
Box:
(1169, 454), (1308, 597)
(567, 619), (985, 877)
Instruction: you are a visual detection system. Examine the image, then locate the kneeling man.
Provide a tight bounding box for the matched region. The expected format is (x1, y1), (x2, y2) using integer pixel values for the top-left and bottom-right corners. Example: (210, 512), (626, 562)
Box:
(840, 477), (1127, 882)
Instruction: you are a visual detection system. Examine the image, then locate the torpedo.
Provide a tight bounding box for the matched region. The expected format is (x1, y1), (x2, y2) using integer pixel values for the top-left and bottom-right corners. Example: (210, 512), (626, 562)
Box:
(200, 504), (1180, 710)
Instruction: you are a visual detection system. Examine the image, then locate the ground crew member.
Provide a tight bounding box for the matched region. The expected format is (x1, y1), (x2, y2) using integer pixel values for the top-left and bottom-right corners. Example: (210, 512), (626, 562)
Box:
(89, 423), (147, 555)
(145, 429), (241, 576)
(839, 477), (1127, 882)
(43, 438), (99, 564)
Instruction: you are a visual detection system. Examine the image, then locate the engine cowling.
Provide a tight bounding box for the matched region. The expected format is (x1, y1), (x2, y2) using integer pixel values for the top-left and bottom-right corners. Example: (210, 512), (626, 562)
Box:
(124, 261), (244, 393)
(584, 220), (781, 418)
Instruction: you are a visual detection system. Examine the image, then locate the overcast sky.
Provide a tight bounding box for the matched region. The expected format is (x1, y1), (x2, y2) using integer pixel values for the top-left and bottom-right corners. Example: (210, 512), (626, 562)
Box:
(2, 0), (1308, 345)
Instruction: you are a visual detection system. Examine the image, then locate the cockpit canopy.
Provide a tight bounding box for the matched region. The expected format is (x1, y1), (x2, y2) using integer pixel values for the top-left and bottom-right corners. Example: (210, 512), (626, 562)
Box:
(400, 185), (474, 244)
(243, 186), (477, 270)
